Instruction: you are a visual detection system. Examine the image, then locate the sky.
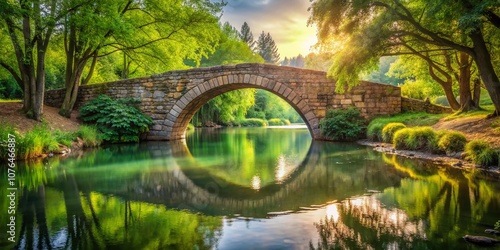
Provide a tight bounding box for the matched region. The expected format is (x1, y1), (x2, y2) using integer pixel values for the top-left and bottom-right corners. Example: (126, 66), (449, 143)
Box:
(218, 0), (319, 59)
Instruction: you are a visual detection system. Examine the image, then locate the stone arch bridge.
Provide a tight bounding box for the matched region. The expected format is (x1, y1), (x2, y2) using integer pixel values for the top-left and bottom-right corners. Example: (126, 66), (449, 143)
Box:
(45, 63), (402, 140)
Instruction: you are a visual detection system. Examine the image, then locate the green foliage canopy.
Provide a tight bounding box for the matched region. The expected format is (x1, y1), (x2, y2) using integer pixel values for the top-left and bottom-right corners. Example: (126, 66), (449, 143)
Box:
(308, 0), (500, 114)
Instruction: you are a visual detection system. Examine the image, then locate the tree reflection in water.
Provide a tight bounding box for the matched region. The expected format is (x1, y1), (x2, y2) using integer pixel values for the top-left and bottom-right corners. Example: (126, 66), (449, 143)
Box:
(311, 154), (500, 250)
(310, 196), (427, 250)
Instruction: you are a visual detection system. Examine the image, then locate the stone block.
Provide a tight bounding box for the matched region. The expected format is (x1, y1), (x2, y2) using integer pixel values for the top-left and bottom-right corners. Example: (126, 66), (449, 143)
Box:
(340, 99), (352, 105)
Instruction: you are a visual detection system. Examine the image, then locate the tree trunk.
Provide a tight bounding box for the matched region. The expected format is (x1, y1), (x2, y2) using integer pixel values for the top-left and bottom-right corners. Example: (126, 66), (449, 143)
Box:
(81, 52), (97, 86)
(472, 78), (481, 107)
(469, 29), (500, 116)
(60, 21), (95, 117)
(60, 58), (88, 117)
(34, 41), (46, 121)
(428, 65), (461, 110)
(457, 52), (477, 112)
(442, 81), (461, 110)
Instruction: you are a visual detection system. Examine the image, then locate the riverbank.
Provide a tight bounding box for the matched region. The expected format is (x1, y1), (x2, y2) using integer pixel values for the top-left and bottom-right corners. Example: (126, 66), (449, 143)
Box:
(358, 140), (500, 175)
(0, 102), (98, 160)
(359, 111), (500, 174)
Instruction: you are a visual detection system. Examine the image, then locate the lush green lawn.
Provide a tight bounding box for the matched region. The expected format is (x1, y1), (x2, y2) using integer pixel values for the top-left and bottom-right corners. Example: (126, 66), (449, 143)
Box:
(370, 112), (445, 127)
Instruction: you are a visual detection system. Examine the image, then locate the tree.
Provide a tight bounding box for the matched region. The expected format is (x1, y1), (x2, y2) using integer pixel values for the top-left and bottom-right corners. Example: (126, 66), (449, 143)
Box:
(304, 52), (334, 72)
(58, 0), (224, 117)
(281, 57), (290, 66)
(289, 54), (305, 68)
(364, 56), (404, 86)
(239, 22), (255, 51)
(257, 31), (280, 64)
(199, 22), (263, 66)
(192, 22), (264, 126)
(308, 0), (500, 115)
(246, 89), (302, 123)
(0, 0), (77, 120)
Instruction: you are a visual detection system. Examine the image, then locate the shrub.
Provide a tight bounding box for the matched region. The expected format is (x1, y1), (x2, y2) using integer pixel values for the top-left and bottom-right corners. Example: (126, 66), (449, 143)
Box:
(393, 128), (412, 150)
(382, 123), (406, 143)
(367, 122), (385, 142)
(319, 107), (366, 141)
(268, 118), (284, 126)
(14, 124), (59, 159)
(187, 123), (195, 131)
(54, 129), (76, 147)
(437, 131), (467, 154)
(406, 127), (438, 152)
(77, 125), (101, 147)
(464, 140), (499, 166)
(79, 95), (154, 143)
(267, 118), (290, 126)
(240, 118), (268, 127)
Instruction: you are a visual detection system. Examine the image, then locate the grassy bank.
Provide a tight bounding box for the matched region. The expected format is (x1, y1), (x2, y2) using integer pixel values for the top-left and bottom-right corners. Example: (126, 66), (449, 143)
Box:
(0, 122), (101, 161)
(365, 112), (500, 168)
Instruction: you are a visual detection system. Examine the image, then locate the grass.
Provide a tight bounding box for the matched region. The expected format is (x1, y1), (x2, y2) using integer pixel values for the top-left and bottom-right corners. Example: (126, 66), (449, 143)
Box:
(381, 123), (406, 143)
(77, 125), (102, 147)
(15, 124), (60, 159)
(437, 131), (467, 154)
(406, 127), (438, 152)
(464, 139), (499, 167)
(0, 99), (21, 103)
(393, 128), (412, 150)
(367, 112), (444, 141)
(443, 92), (495, 121)
(1, 122), (102, 161)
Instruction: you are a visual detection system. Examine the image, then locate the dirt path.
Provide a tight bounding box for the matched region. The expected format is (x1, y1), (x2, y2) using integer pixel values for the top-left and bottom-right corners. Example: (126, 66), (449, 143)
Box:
(432, 115), (500, 148)
(0, 102), (81, 133)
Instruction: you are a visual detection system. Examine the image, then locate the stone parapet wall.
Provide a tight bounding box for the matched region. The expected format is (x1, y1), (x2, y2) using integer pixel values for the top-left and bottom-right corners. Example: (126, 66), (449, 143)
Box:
(45, 63), (402, 140)
(401, 97), (452, 114)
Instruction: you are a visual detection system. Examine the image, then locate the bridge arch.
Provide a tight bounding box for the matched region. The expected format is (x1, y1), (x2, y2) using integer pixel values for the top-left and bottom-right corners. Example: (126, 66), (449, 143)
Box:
(166, 74), (320, 140)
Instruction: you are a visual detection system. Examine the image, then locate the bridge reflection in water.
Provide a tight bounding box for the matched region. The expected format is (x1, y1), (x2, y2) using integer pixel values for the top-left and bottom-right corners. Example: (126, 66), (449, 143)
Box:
(4, 127), (500, 249)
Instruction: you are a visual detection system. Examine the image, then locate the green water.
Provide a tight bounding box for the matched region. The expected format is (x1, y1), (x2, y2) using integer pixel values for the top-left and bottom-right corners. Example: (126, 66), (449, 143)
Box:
(1, 126), (500, 249)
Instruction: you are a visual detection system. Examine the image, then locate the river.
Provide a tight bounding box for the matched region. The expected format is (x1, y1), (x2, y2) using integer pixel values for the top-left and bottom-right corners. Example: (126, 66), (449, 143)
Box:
(1, 126), (500, 249)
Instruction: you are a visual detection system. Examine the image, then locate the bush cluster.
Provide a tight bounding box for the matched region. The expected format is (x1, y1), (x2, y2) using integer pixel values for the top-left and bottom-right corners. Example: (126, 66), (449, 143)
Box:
(437, 131), (467, 154)
(239, 118), (268, 127)
(381, 123), (406, 143)
(319, 107), (366, 141)
(392, 126), (468, 154)
(367, 122), (385, 142)
(79, 95), (154, 143)
(268, 118), (291, 126)
(366, 112), (443, 141)
(464, 140), (499, 167)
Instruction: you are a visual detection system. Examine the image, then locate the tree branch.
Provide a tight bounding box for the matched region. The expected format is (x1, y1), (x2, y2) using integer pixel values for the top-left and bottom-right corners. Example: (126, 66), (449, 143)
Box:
(483, 10), (500, 29)
(0, 61), (23, 89)
(372, 1), (474, 54)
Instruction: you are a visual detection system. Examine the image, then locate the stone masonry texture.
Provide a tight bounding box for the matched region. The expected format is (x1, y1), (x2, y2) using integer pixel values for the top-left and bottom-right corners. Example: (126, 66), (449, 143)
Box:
(45, 63), (402, 140)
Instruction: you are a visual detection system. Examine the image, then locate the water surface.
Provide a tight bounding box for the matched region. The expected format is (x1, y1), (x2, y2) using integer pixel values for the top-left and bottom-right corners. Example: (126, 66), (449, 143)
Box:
(1, 126), (500, 249)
